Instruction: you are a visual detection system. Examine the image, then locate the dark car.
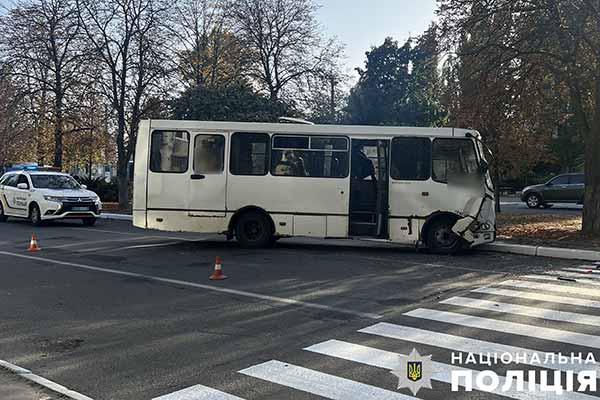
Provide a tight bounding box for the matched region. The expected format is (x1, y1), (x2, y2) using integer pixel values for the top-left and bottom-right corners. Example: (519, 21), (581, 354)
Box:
(521, 173), (585, 208)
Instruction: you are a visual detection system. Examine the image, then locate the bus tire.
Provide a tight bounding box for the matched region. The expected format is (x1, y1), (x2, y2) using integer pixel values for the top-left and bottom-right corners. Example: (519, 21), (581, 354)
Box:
(235, 211), (274, 249)
(425, 216), (463, 255)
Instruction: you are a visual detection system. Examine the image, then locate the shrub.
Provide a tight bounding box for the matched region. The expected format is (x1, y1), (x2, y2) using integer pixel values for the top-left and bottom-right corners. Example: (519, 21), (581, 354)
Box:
(78, 177), (118, 202)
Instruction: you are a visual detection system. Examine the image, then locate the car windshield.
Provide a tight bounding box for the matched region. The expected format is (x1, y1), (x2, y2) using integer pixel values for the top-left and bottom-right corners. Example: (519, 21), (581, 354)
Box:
(31, 175), (80, 190)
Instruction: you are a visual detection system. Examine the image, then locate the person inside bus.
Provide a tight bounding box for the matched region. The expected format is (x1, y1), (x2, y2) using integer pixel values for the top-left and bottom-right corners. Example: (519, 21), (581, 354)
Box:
(352, 145), (376, 181)
(274, 150), (308, 176)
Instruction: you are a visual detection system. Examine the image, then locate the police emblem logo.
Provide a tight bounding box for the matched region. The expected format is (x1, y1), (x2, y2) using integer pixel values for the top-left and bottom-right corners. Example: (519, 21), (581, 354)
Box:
(391, 348), (435, 395)
(407, 361), (422, 382)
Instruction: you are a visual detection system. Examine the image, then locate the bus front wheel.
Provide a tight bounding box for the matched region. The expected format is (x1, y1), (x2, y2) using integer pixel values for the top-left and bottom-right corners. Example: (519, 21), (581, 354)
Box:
(425, 217), (463, 255)
(235, 211), (274, 249)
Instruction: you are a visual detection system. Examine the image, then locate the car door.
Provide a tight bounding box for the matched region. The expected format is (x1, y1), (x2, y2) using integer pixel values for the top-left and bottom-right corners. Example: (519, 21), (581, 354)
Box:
(543, 175), (570, 202)
(2, 174), (27, 216)
(568, 174), (585, 202)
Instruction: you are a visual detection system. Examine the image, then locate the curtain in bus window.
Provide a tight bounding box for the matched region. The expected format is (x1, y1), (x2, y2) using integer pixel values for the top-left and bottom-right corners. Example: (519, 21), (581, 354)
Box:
(230, 133), (269, 175)
(271, 135), (349, 178)
(194, 135), (225, 174)
(432, 139), (479, 183)
(150, 131), (190, 173)
(391, 137), (431, 180)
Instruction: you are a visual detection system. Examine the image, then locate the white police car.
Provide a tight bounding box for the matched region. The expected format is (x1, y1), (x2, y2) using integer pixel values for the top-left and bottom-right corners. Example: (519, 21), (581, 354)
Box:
(0, 168), (102, 226)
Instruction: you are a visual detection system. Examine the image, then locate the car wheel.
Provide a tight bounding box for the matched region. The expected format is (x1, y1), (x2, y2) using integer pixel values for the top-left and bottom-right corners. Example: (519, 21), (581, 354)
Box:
(425, 217), (463, 255)
(235, 211), (273, 249)
(30, 204), (43, 226)
(0, 201), (7, 222)
(82, 217), (96, 226)
(525, 193), (541, 208)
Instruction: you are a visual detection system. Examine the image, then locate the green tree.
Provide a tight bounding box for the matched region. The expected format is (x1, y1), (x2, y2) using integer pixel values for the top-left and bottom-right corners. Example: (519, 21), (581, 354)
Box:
(439, 0), (600, 235)
(346, 38), (412, 125)
(346, 33), (447, 126)
(170, 82), (289, 122)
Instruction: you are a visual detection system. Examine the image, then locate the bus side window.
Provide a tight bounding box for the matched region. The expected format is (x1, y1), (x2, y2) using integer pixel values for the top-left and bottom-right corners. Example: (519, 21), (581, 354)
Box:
(150, 130), (190, 173)
(391, 137), (431, 181)
(432, 139), (479, 183)
(230, 133), (270, 176)
(271, 135), (349, 178)
(194, 135), (225, 174)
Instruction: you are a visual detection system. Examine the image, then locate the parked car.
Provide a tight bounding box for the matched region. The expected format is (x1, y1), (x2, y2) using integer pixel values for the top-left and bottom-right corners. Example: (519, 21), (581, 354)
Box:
(521, 173), (584, 208)
(0, 168), (102, 226)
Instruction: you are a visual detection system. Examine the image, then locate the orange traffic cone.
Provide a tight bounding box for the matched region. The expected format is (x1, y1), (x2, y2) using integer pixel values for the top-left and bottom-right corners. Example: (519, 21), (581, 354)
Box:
(209, 256), (227, 280)
(28, 234), (41, 252)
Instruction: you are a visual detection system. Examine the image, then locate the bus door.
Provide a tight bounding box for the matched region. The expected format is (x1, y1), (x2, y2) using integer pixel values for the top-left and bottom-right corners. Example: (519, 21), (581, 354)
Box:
(187, 133), (227, 216)
(146, 130), (226, 217)
(349, 139), (390, 238)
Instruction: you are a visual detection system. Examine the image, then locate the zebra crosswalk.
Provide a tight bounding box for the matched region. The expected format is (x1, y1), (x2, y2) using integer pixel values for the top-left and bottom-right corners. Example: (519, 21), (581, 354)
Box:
(152, 262), (600, 400)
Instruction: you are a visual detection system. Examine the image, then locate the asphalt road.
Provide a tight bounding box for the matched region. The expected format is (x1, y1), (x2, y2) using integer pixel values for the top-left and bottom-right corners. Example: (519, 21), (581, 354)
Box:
(1, 218), (599, 400)
(500, 197), (583, 215)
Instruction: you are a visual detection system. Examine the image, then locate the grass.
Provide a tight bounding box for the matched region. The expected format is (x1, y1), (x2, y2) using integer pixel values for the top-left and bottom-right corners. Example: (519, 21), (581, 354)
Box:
(497, 213), (600, 249)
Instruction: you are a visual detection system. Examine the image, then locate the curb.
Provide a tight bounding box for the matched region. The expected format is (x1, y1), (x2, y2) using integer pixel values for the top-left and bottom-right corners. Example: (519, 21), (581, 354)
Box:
(0, 360), (93, 400)
(98, 213), (132, 221)
(482, 241), (600, 262)
(95, 214), (600, 262)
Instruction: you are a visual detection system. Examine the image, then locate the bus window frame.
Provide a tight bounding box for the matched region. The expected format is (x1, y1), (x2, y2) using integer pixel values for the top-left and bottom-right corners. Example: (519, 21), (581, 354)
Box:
(270, 134), (350, 179)
(149, 129), (191, 174)
(229, 132), (271, 176)
(431, 137), (479, 184)
(192, 133), (226, 175)
(390, 136), (432, 182)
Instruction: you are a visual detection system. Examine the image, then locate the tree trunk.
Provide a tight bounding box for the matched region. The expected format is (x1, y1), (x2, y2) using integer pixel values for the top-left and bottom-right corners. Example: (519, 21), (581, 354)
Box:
(582, 79), (600, 235)
(493, 167), (501, 214)
(116, 117), (129, 210)
(53, 88), (63, 168)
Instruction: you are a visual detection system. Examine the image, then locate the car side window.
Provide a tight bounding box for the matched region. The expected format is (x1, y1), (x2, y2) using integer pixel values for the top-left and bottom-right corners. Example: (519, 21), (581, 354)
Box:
(549, 175), (569, 185)
(570, 174), (585, 185)
(5, 175), (18, 187)
(17, 175), (29, 189)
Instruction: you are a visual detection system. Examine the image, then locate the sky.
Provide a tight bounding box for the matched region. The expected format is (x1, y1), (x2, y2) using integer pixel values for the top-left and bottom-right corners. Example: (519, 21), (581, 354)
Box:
(317, 0), (438, 78)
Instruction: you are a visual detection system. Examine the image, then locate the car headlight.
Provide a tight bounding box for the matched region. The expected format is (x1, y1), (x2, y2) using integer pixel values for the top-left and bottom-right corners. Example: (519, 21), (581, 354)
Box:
(44, 195), (64, 202)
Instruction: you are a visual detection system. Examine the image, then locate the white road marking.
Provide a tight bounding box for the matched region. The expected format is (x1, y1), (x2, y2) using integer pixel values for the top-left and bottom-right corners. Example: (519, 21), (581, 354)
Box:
(304, 340), (595, 400)
(152, 384), (245, 400)
(564, 267), (600, 274)
(0, 251), (382, 319)
(473, 287), (600, 309)
(441, 296), (600, 327)
(49, 236), (155, 249)
(540, 271), (600, 280)
(522, 274), (600, 286)
(358, 323), (600, 375)
(404, 308), (600, 348)
(74, 241), (181, 253)
(66, 226), (213, 242)
(0, 359), (94, 400)
(239, 360), (418, 400)
(498, 279), (600, 297)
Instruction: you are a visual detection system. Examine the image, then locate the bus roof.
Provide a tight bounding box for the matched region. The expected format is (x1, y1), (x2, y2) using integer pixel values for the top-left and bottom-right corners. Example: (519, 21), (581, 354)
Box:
(146, 120), (480, 139)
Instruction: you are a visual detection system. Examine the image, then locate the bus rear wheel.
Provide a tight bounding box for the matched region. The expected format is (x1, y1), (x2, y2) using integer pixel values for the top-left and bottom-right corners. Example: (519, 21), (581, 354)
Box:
(425, 217), (463, 255)
(235, 211), (274, 249)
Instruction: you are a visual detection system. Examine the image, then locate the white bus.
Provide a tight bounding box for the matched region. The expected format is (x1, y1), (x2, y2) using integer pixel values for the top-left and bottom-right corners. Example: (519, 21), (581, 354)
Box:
(133, 120), (496, 254)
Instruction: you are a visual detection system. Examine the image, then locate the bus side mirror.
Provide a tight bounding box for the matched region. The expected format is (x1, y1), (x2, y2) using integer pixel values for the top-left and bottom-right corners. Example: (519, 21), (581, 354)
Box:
(479, 160), (489, 174)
